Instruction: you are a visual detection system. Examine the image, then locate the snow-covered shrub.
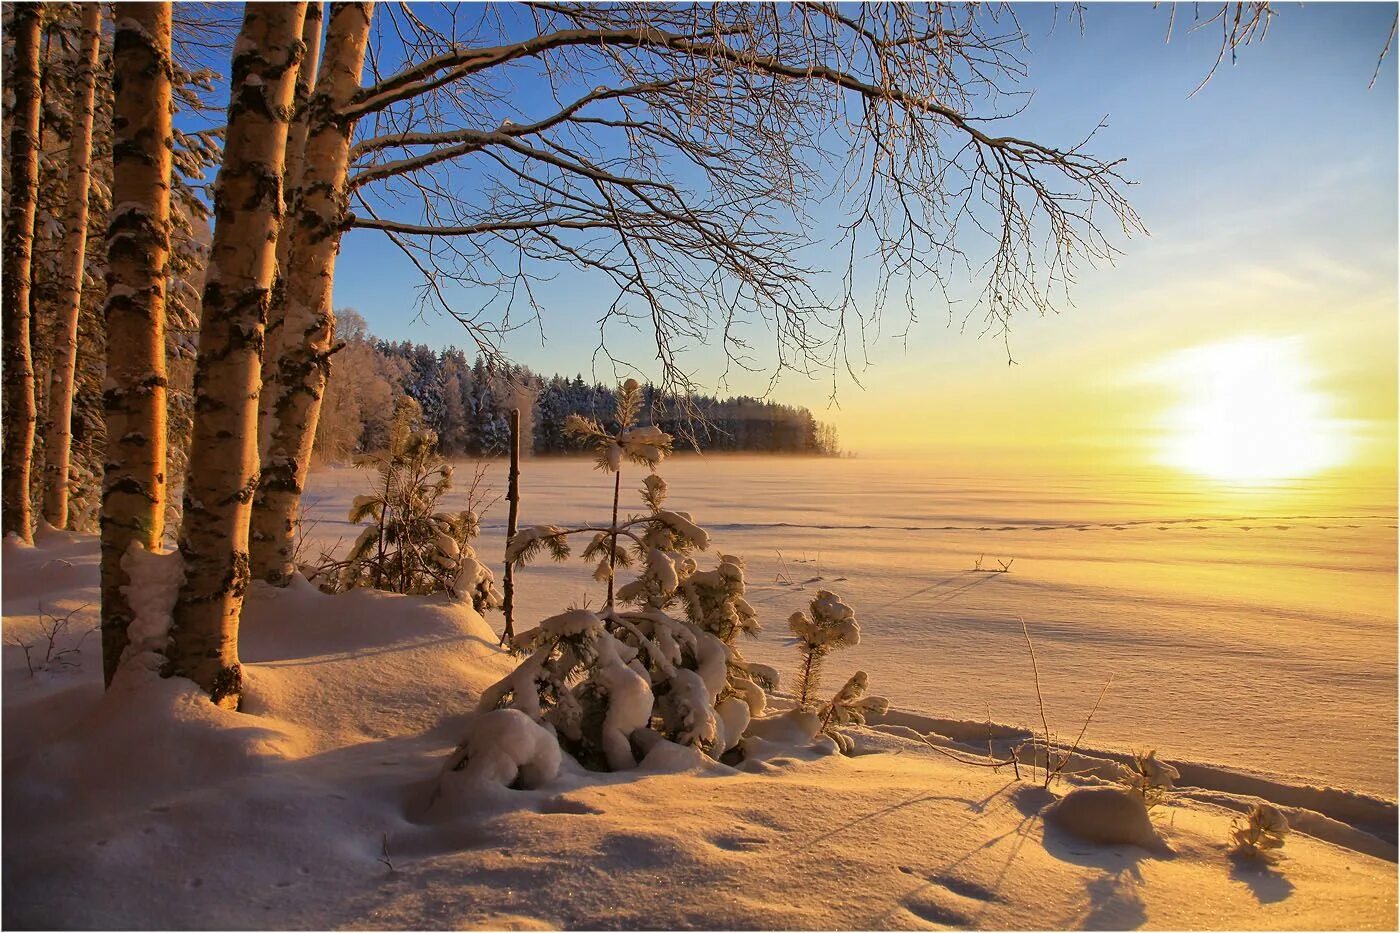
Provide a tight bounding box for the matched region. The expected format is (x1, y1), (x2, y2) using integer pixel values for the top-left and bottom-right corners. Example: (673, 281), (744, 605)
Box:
(311, 420), (500, 613)
(788, 590), (860, 708)
(439, 708), (561, 790)
(1231, 802), (1289, 855)
(1116, 749), (1180, 809)
(482, 380), (769, 770)
(817, 671), (889, 753)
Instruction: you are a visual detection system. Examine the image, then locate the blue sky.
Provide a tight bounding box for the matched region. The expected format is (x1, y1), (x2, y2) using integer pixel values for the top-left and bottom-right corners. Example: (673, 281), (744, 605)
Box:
(236, 2), (1397, 459)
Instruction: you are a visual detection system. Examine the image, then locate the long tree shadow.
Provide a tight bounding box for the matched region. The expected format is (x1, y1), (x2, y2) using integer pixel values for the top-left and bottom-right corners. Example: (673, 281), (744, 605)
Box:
(1227, 851), (1295, 904)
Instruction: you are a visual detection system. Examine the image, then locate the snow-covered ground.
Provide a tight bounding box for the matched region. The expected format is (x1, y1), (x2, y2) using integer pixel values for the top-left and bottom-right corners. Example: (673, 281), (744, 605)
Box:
(304, 456), (1399, 797)
(4, 456), (1396, 929)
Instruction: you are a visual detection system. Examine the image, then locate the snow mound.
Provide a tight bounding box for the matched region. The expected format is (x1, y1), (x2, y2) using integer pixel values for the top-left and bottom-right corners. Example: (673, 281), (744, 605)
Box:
(1043, 785), (1164, 851)
(435, 709), (560, 797)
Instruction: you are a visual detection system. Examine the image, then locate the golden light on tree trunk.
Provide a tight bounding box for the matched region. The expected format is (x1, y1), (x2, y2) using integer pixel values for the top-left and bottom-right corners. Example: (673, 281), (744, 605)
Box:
(169, 1), (309, 709)
(251, 1), (374, 585)
(100, 1), (174, 687)
(2, 3), (43, 544)
(41, 2), (103, 532)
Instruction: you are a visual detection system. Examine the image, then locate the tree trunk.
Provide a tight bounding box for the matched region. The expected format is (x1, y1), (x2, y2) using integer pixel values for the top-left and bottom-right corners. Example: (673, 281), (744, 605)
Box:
(501, 407), (521, 644)
(169, 2), (308, 708)
(42, 2), (103, 531)
(249, 2), (373, 585)
(258, 0), (325, 463)
(101, 2), (175, 687)
(2, 3), (43, 543)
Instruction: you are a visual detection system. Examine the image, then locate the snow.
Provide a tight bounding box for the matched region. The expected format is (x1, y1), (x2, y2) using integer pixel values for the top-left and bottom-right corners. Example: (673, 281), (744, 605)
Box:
(3, 457), (1396, 929)
(433, 708), (561, 798)
(590, 632), (654, 770)
(1044, 785), (1165, 850)
(114, 541), (183, 680)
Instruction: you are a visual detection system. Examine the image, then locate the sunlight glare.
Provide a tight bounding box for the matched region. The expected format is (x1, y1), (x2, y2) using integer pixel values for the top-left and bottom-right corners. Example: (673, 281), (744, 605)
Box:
(1151, 336), (1352, 483)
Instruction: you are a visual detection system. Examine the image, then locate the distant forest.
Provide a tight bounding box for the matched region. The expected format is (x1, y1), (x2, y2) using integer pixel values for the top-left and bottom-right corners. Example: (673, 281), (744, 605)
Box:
(315, 312), (840, 462)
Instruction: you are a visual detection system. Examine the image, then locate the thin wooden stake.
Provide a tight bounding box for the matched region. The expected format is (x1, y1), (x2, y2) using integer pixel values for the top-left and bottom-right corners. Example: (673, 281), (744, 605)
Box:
(500, 408), (521, 645)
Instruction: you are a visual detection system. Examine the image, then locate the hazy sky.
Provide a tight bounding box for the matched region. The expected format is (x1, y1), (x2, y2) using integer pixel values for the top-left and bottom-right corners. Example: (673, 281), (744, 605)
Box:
(330, 3), (1398, 473)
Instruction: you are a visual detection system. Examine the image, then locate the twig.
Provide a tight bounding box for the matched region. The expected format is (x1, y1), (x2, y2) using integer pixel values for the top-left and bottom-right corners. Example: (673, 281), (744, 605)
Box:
(378, 833), (396, 873)
(1018, 616), (1053, 786)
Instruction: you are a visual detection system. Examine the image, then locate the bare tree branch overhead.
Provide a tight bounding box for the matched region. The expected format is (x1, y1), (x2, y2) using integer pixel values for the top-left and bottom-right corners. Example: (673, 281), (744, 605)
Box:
(342, 3), (1146, 397)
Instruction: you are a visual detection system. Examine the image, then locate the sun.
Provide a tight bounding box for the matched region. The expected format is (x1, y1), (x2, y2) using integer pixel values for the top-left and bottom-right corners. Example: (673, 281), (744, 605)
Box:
(1151, 336), (1353, 484)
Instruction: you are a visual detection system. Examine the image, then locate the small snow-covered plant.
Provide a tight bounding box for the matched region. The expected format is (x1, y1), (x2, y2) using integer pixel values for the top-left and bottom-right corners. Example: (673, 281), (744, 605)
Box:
(485, 381), (768, 770)
(1117, 749), (1181, 809)
(817, 670), (889, 753)
(313, 420), (499, 613)
(1230, 802), (1289, 855)
(788, 590), (860, 708)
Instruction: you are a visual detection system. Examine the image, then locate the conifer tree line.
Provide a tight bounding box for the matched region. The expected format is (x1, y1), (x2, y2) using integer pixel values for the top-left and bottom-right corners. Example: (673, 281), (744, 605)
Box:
(2, 1), (1153, 709)
(318, 312), (841, 462)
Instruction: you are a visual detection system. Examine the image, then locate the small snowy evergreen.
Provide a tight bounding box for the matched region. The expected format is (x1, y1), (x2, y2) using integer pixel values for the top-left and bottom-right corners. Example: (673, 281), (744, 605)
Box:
(1231, 802), (1290, 855)
(477, 381), (771, 771)
(1117, 748), (1181, 809)
(788, 589), (861, 708)
(313, 413), (500, 613)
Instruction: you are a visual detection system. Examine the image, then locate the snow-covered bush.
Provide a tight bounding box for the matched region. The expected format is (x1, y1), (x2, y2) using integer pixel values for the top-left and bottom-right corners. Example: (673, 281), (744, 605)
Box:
(439, 708), (562, 790)
(1116, 749), (1180, 809)
(1230, 802), (1289, 855)
(311, 419), (500, 613)
(788, 590), (861, 708)
(481, 380), (769, 770)
(817, 671), (889, 753)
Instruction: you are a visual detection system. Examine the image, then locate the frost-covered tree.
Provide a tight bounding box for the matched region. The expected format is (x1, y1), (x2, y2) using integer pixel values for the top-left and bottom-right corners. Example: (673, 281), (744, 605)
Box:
(1116, 749), (1181, 809)
(817, 670), (889, 753)
(1231, 802), (1289, 855)
(315, 418), (500, 612)
(483, 380), (769, 770)
(788, 590), (861, 709)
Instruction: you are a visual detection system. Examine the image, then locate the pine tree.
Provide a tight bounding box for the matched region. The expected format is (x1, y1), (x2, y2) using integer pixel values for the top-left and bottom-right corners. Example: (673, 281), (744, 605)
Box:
(487, 381), (770, 770)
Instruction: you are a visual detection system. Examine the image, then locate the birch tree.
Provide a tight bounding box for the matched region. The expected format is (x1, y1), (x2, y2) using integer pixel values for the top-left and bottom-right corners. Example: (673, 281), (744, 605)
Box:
(100, 2), (175, 685)
(40, 2), (102, 531)
(2, 2), (42, 542)
(247, 2), (1140, 584)
(258, 0), (325, 463)
(250, 1), (372, 584)
(168, 2), (308, 708)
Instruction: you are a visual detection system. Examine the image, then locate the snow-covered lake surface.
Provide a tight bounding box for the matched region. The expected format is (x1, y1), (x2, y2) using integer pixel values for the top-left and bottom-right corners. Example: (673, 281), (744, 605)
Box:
(303, 455), (1398, 798)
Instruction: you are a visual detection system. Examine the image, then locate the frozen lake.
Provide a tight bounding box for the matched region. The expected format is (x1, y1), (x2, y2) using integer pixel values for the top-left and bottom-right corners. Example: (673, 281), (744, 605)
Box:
(303, 455), (1398, 797)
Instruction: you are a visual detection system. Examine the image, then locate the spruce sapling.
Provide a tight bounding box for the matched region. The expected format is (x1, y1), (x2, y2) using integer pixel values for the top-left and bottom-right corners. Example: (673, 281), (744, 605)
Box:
(787, 590), (860, 708)
(484, 381), (768, 770)
(313, 408), (500, 612)
(1230, 802), (1290, 855)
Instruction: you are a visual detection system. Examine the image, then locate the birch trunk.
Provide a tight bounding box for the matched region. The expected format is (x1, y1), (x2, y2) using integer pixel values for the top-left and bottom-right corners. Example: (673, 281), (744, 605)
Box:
(41, 2), (103, 531)
(2, 3), (42, 543)
(250, 2), (373, 585)
(101, 2), (174, 686)
(258, 0), (325, 463)
(168, 2), (307, 707)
